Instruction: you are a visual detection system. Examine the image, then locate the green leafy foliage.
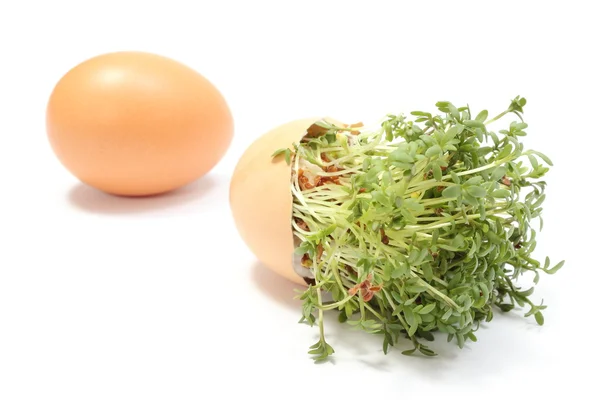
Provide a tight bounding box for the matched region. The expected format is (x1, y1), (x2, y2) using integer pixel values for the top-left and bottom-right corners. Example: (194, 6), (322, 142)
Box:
(283, 96), (564, 361)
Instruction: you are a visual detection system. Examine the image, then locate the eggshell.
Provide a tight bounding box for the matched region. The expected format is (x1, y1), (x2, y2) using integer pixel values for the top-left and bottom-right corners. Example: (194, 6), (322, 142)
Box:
(229, 117), (344, 286)
(46, 51), (233, 196)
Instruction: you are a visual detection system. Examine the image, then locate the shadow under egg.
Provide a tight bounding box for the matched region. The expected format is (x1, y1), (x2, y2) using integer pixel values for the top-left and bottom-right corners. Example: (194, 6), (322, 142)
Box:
(67, 174), (218, 215)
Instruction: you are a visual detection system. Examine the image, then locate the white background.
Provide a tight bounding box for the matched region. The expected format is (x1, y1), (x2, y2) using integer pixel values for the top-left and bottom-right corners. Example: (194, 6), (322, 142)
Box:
(1, 0), (598, 399)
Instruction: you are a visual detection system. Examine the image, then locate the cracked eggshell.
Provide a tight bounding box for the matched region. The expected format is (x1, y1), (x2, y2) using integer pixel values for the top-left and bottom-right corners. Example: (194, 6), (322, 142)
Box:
(229, 117), (343, 286)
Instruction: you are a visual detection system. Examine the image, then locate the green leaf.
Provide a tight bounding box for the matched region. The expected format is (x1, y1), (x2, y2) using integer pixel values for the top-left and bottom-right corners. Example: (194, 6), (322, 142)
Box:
(338, 311), (348, 323)
(402, 348), (417, 356)
(322, 224), (337, 237)
(390, 149), (415, 163)
(465, 185), (487, 198)
(491, 166), (507, 181)
(384, 121), (393, 141)
(475, 110), (488, 122)
(433, 163), (442, 181)
(497, 144), (513, 160)
(308, 341), (321, 350)
(382, 336), (390, 354)
(442, 308), (453, 321)
(534, 311), (545, 325)
(442, 185), (461, 199)
(403, 309), (418, 336)
(371, 191), (388, 206)
(271, 148), (287, 157)
(411, 111), (432, 117)
(492, 189), (511, 198)
(422, 263), (434, 281)
(404, 198), (425, 213)
(513, 122), (528, 131)
(527, 154), (539, 170)
(466, 332), (478, 342)
(418, 303), (436, 314)
(463, 120), (485, 128)
(392, 262), (409, 278)
(449, 104), (460, 120)
(451, 234), (465, 249)
(456, 333), (465, 348)
(461, 192), (478, 207)
(425, 145), (442, 158)
(465, 176), (483, 186)
(418, 346), (436, 356)
(271, 148), (292, 165)
(450, 171), (460, 184)
(406, 285), (428, 294)
(545, 260), (565, 274)
(518, 287), (535, 297)
(444, 125), (460, 141)
(529, 150), (553, 166)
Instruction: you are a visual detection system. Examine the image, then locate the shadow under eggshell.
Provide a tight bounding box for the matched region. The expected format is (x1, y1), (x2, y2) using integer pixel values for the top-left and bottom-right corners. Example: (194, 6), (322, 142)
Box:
(229, 117), (344, 286)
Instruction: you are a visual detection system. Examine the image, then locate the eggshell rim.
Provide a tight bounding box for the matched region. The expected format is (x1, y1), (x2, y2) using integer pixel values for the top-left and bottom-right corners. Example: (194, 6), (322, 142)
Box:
(289, 117), (348, 286)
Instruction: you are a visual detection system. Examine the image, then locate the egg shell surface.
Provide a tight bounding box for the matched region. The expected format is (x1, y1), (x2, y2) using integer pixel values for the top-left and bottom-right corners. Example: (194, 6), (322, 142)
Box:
(46, 51), (233, 196)
(229, 117), (344, 286)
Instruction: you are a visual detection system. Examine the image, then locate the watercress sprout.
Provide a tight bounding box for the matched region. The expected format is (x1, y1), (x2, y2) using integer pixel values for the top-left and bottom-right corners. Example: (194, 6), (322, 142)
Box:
(281, 97), (564, 361)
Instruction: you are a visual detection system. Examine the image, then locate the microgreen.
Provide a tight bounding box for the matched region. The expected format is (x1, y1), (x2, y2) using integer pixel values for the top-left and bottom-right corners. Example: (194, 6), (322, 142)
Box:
(271, 147), (293, 165)
(279, 96), (564, 362)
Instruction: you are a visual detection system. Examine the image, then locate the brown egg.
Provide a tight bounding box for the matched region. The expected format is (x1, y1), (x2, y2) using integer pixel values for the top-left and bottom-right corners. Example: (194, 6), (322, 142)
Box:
(46, 51), (233, 196)
(229, 117), (344, 286)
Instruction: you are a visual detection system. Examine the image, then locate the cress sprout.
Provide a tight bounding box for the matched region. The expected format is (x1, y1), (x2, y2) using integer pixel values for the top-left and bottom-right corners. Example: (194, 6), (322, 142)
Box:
(273, 97), (564, 361)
